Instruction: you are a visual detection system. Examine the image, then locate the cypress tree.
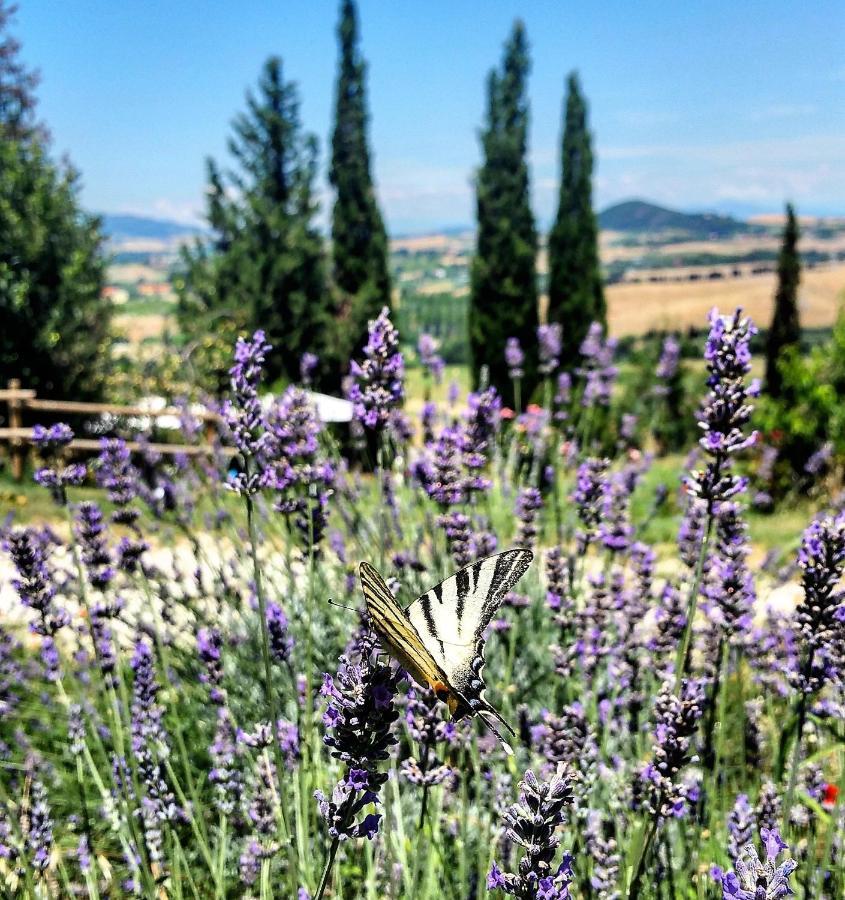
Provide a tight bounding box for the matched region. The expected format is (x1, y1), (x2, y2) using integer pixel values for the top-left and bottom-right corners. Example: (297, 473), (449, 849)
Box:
(547, 72), (605, 372)
(0, 1), (109, 400)
(178, 58), (328, 389)
(329, 0), (391, 373)
(469, 21), (538, 406)
(765, 203), (801, 398)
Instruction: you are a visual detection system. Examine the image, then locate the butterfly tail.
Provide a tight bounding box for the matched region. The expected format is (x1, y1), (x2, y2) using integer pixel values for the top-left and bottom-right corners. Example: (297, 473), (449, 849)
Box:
(479, 709), (515, 756)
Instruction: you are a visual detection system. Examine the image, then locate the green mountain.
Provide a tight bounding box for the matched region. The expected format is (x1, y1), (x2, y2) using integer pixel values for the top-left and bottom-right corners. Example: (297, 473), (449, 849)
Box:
(598, 199), (749, 237)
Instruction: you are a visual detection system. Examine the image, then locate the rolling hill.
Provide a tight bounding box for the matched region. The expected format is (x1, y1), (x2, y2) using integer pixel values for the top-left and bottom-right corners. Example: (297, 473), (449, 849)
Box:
(100, 214), (205, 241)
(599, 199), (750, 238)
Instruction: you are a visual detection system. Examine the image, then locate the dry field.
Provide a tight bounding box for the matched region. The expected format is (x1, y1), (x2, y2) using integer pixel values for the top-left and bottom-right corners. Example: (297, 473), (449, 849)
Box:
(607, 262), (845, 336)
(599, 231), (845, 265)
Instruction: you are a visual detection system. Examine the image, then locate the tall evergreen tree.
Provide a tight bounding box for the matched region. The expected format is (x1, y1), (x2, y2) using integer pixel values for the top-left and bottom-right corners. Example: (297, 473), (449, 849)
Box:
(178, 58), (329, 389)
(0, 1), (39, 140)
(0, 2), (109, 400)
(469, 21), (538, 406)
(765, 203), (801, 398)
(547, 72), (605, 372)
(329, 0), (391, 374)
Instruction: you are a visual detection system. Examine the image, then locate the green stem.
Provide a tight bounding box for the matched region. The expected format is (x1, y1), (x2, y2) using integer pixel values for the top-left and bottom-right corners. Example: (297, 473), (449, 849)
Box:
(245, 481), (292, 844)
(674, 513), (715, 693)
(627, 818), (657, 900)
(315, 836), (341, 900)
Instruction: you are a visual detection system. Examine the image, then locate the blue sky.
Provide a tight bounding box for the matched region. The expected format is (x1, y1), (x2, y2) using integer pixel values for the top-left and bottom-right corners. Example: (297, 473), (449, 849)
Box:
(16, 1), (845, 232)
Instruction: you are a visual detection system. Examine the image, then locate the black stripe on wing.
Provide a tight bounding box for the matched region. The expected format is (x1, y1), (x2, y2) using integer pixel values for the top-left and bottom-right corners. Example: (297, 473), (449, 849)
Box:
(413, 548), (533, 647)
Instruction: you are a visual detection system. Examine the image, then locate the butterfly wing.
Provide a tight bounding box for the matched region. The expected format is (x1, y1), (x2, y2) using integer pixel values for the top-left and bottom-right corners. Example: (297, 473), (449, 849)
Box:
(358, 561), (453, 699)
(406, 549), (533, 731)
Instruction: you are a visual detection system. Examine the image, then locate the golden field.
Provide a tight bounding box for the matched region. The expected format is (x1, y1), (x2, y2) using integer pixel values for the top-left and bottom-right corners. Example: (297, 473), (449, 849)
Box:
(606, 263), (845, 336)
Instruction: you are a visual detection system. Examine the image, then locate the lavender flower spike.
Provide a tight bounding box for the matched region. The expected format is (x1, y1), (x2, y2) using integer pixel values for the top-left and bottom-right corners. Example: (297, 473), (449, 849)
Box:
(505, 337), (525, 380)
(718, 828), (797, 899)
(538, 323), (562, 376)
(488, 767), (575, 899)
(686, 309), (758, 506)
(316, 642), (400, 842)
(225, 329), (271, 493)
(789, 514), (845, 695)
(347, 307), (405, 433)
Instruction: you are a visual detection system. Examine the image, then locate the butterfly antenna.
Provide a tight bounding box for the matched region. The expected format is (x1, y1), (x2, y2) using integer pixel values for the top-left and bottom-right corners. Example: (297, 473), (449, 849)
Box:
(327, 598), (357, 613)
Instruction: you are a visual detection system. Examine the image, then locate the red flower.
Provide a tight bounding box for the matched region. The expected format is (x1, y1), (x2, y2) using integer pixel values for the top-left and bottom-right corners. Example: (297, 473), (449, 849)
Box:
(499, 407), (515, 420)
(822, 783), (839, 809)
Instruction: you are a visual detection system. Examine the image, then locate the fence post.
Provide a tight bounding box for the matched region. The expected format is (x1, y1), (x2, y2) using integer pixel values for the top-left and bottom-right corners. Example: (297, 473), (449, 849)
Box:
(7, 378), (26, 482)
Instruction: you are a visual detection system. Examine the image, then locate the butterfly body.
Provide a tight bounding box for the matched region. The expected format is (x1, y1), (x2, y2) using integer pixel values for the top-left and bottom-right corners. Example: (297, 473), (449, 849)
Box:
(358, 549), (533, 752)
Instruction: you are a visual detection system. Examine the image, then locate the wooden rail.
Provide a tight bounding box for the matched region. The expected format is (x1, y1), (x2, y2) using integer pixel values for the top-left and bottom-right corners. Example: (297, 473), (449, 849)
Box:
(1, 379), (229, 481)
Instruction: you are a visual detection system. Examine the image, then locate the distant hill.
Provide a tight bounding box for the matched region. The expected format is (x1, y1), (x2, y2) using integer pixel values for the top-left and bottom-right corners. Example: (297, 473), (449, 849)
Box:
(599, 199), (750, 238)
(100, 214), (205, 241)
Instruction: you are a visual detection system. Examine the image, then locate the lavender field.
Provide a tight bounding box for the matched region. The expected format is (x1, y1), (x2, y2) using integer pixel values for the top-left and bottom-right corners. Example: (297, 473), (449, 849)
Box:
(0, 306), (842, 899)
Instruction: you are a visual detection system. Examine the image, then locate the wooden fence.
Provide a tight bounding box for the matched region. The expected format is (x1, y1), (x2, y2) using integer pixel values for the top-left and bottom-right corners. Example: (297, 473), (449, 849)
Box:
(0, 378), (231, 482)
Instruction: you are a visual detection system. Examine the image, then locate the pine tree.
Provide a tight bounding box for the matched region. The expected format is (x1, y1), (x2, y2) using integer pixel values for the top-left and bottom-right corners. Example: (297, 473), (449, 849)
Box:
(765, 203), (801, 398)
(0, 3), (109, 400)
(329, 0), (391, 375)
(469, 21), (538, 406)
(0, 1), (39, 140)
(178, 58), (329, 389)
(547, 72), (605, 373)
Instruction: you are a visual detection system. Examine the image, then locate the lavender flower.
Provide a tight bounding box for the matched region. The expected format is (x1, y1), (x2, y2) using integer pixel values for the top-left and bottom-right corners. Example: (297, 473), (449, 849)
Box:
(418, 333), (445, 383)
(584, 811), (620, 900)
(300, 351), (319, 386)
(6, 530), (69, 679)
(727, 793), (755, 862)
(515, 487), (543, 549)
(538, 323), (562, 376)
(262, 385), (334, 546)
(545, 546), (573, 615)
(598, 471), (634, 553)
(316, 645), (399, 841)
(653, 335), (681, 395)
(25, 775), (53, 873)
(686, 309), (758, 506)
(462, 387), (501, 496)
(638, 679), (704, 820)
(719, 828), (796, 899)
(400, 686), (453, 787)
(240, 751), (280, 880)
(789, 515), (845, 695)
(705, 501), (755, 637)
(754, 782), (782, 833)
(96, 438), (148, 569)
(197, 627), (226, 706)
(541, 705), (598, 798)
(209, 709), (243, 816)
(438, 510), (473, 569)
(266, 602), (294, 665)
(32, 422), (74, 453)
(347, 307), (404, 433)
(804, 441), (833, 477)
(131, 638), (178, 863)
(572, 458), (609, 551)
(505, 337), (525, 380)
(488, 768), (575, 899)
(225, 330), (271, 493)
(32, 422), (86, 502)
(96, 438), (141, 524)
(74, 501), (115, 590)
(577, 323), (618, 408)
(554, 373), (572, 422)
(649, 583), (687, 670)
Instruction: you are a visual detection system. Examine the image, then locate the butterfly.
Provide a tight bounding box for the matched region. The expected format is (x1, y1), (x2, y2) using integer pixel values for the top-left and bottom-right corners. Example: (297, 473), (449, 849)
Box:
(358, 548), (533, 754)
